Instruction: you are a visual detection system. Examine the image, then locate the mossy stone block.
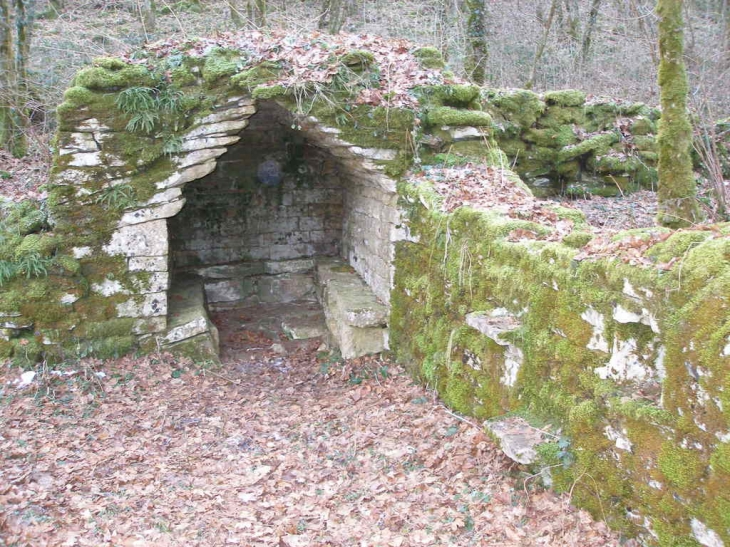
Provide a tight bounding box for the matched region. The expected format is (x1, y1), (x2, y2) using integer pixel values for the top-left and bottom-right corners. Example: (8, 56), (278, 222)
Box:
(426, 107), (492, 127)
(544, 90), (586, 107)
(413, 47), (445, 69)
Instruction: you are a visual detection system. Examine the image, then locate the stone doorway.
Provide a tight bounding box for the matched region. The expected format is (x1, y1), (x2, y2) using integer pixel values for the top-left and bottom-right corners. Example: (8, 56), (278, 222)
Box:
(162, 100), (396, 361)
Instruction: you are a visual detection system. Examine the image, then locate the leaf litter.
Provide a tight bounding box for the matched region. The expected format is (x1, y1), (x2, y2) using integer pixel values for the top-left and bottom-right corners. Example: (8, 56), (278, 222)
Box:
(1, 342), (624, 546)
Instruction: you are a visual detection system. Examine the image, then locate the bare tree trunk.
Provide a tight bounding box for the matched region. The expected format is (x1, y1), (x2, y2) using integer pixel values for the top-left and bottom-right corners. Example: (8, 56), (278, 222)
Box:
(580, 0), (602, 65)
(319, 0), (347, 33)
(229, 0), (244, 28)
(656, 0), (702, 227)
(46, 0), (62, 18)
(247, 0), (266, 28)
(139, 0), (156, 40)
(0, 0), (29, 157)
(722, 0), (730, 66)
(563, 0), (580, 43)
(629, 0), (659, 66)
(525, 0), (559, 89)
(464, 0), (488, 84)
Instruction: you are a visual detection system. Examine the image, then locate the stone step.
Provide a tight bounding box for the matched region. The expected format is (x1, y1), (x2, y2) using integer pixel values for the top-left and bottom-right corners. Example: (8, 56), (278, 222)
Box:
(281, 314), (328, 340)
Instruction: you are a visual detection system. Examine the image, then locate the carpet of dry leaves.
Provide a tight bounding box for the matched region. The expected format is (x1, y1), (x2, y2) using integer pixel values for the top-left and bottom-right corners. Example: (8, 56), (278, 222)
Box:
(1, 343), (622, 546)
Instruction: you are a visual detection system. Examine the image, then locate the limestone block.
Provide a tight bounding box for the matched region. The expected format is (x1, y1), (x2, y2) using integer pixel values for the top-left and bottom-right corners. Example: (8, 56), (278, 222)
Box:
(52, 168), (97, 186)
(176, 148), (228, 169)
(118, 199), (185, 227)
(129, 256), (168, 272)
(117, 292), (167, 318)
(595, 338), (653, 382)
(264, 259), (315, 275)
(59, 132), (99, 155)
(281, 316), (328, 340)
(350, 147), (398, 161)
(485, 416), (550, 465)
(75, 118), (111, 133)
(0, 312), (31, 329)
(69, 151), (102, 167)
(133, 272), (169, 294)
(181, 135), (240, 152)
(581, 307), (609, 353)
(446, 126), (485, 141)
(465, 309), (521, 346)
(72, 246), (93, 259)
(198, 103), (256, 124)
(91, 279), (127, 296)
(204, 279), (249, 303)
(146, 188), (182, 205)
(195, 262), (265, 279)
(133, 316), (167, 335)
(185, 120), (249, 139)
(258, 274), (316, 303)
(104, 220), (168, 257)
(157, 161), (217, 189)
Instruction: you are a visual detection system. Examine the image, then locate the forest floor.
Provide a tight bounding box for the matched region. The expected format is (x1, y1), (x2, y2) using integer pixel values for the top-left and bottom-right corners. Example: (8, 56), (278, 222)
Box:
(0, 310), (627, 547)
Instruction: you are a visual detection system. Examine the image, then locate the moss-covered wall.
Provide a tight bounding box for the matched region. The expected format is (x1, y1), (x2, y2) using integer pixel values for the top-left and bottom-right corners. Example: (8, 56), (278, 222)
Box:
(390, 174), (730, 545)
(481, 89), (661, 196)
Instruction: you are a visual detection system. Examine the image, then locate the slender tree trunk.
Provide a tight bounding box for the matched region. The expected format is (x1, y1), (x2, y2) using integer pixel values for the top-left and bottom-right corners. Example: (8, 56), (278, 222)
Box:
(319, 0), (346, 33)
(139, 0), (156, 39)
(247, 0), (266, 27)
(229, 0), (244, 28)
(0, 0), (28, 158)
(563, 0), (580, 43)
(723, 0), (730, 67)
(656, 0), (702, 227)
(464, 0), (488, 84)
(580, 0), (602, 65)
(630, 0), (659, 66)
(525, 0), (559, 89)
(46, 0), (62, 18)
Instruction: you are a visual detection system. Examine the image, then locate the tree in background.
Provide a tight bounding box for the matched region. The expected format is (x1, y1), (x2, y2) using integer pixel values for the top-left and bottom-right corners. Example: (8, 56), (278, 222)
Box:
(247, 0), (266, 28)
(318, 0), (348, 34)
(139, 0), (157, 40)
(525, 0), (559, 89)
(464, 0), (488, 84)
(656, 0), (702, 227)
(0, 0), (32, 158)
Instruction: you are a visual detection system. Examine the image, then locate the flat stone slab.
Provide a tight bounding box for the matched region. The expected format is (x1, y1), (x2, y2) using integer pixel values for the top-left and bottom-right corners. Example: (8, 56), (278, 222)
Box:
(316, 258), (388, 328)
(484, 416), (550, 465)
(315, 258), (388, 358)
(162, 275), (220, 360)
(281, 314), (328, 340)
(465, 309), (521, 346)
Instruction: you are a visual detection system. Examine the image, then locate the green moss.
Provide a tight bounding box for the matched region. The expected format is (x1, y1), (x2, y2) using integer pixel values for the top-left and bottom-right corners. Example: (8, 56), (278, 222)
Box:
(74, 65), (154, 91)
(412, 47), (445, 69)
(426, 106), (492, 127)
(524, 126), (577, 148)
(658, 443), (705, 490)
(484, 89), (545, 129)
(710, 442), (730, 475)
(252, 84), (287, 100)
(544, 90), (586, 107)
(92, 57), (128, 70)
(340, 50), (375, 70)
(202, 48), (245, 86)
(88, 335), (135, 359)
(14, 233), (59, 259)
(231, 61), (281, 90)
(562, 231), (593, 248)
(418, 84), (481, 107)
(557, 132), (619, 162)
(631, 117), (656, 136)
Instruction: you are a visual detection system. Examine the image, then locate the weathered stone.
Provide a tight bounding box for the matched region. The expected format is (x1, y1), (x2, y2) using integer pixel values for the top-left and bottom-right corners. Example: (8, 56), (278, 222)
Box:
(118, 199), (186, 227)
(176, 148), (228, 169)
(59, 132), (99, 155)
(146, 188), (182, 205)
(258, 274), (317, 303)
(581, 307), (609, 353)
(69, 151), (102, 167)
(116, 292), (167, 318)
(465, 309), (521, 346)
(447, 126), (485, 141)
(72, 246), (93, 259)
(204, 279), (247, 303)
(199, 103), (256, 124)
(350, 147), (398, 161)
(185, 120), (249, 139)
(157, 161), (217, 189)
(264, 259), (315, 275)
(161, 276), (219, 362)
(316, 258), (388, 358)
(181, 135), (240, 152)
(128, 256), (168, 272)
(133, 316), (167, 335)
(75, 118), (111, 133)
(103, 220), (168, 257)
(195, 262), (265, 279)
(281, 315), (328, 340)
(485, 416), (549, 465)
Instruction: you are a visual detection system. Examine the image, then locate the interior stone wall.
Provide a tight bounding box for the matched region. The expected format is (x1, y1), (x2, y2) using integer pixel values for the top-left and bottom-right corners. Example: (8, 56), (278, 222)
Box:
(169, 103), (343, 270)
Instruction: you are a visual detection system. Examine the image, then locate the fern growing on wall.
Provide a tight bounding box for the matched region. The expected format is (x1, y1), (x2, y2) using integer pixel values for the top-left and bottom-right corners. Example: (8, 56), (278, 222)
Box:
(115, 85), (184, 134)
